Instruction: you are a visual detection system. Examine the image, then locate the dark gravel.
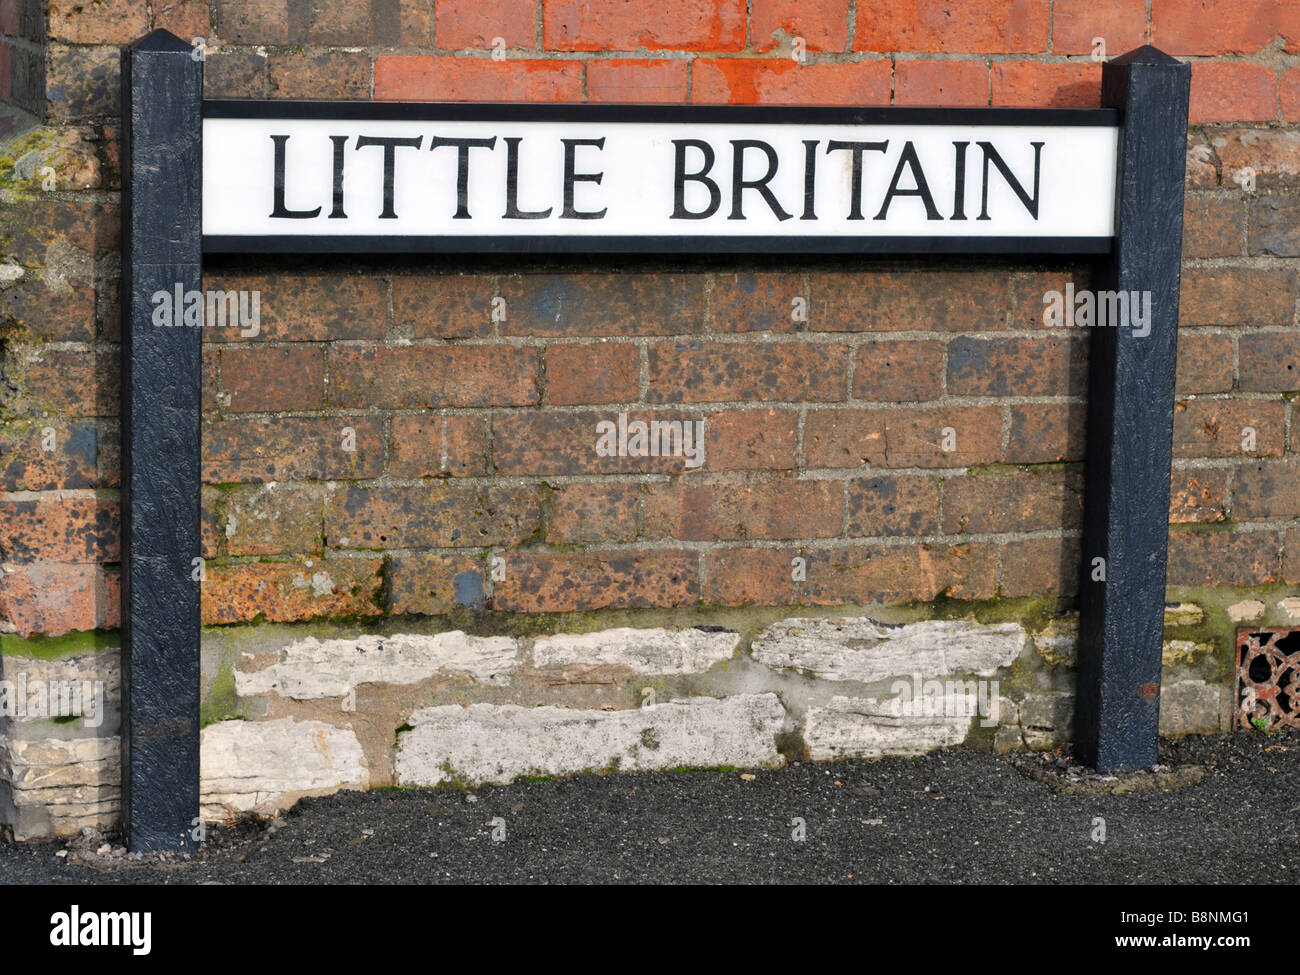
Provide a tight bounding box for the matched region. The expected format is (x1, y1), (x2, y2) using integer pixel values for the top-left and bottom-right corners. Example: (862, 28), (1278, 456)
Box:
(2, 729), (1297, 884)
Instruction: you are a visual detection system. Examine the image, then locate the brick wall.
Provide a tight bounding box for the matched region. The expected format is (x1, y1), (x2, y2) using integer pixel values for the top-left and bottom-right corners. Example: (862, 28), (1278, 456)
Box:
(2, 0), (1299, 638)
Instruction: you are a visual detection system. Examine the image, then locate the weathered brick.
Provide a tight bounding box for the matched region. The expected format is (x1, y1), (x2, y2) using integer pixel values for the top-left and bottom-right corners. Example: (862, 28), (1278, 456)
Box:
(216, 0), (291, 44)
(223, 483), (327, 557)
(1005, 268), (1090, 330)
(389, 414), (491, 478)
(202, 485), (220, 559)
(1232, 458), (1300, 520)
(203, 346), (221, 413)
(1166, 528), (1281, 586)
(941, 468), (1083, 534)
(546, 343), (640, 405)
(48, 1), (148, 44)
(893, 59), (989, 106)
(1172, 399), (1285, 458)
(492, 550), (699, 611)
(1005, 402), (1086, 463)
(374, 56), (583, 102)
(329, 346), (540, 409)
(803, 405), (1003, 469)
(854, 0), (1049, 53)
(542, 0), (747, 51)
(691, 59), (892, 105)
(1184, 195), (1246, 258)
(1189, 62), (1277, 124)
(1052, 0), (1147, 54)
(1179, 268), (1296, 327)
(947, 335), (1087, 397)
(990, 61), (1102, 108)
(586, 59), (689, 103)
(1248, 195), (1300, 256)
(0, 562), (119, 637)
(705, 407), (798, 470)
(392, 273), (495, 339)
(17, 350), (118, 417)
(493, 410), (704, 475)
(498, 273), (706, 337)
(0, 496), (119, 563)
(1175, 331), (1235, 393)
(853, 340), (944, 402)
(809, 269), (1009, 332)
(1169, 468), (1229, 523)
(203, 49), (269, 99)
(644, 479), (842, 541)
(325, 484), (540, 549)
(388, 552), (486, 615)
(221, 345), (326, 412)
(1238, 331), (1300, 391)
(751, 0), (850, 52)
(436, 0), (536, 48)
(0, 275), (95, 342)
(153, 0), (211, 39)
(0, 421), (101, 492)
(444, 414), (492, 477)
(0, 198), (118, 265)
(1152, 0), (1299, 55)
(999, 535), (1080, 597)
(1210, 128), (1300, 190)
(269, 51), (370, 99)
(202, 558), (384, 625)
(44, 45), (119, 121)
(1284, 66), (1300, 122)
(709, 272), (805, 333)
(547, 483), (640, 544)
(200, 273), (386, 343)
(647, 340), (848, 403)
(846, 473), (941, 537)
(202, 417), (385, 482)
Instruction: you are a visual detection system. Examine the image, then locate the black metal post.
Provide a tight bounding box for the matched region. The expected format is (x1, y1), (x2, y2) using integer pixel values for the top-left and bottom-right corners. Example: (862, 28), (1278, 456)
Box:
(1075, 46), (1191, 770)
(120, 29), (203, 852)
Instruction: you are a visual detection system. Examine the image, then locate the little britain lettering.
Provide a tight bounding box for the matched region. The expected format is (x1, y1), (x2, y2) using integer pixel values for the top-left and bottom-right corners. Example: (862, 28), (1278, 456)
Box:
(201, 105), (1119, 249)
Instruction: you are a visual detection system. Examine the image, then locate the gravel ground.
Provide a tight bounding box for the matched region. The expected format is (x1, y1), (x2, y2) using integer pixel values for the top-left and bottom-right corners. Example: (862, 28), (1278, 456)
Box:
(2, 729), (1296, 885)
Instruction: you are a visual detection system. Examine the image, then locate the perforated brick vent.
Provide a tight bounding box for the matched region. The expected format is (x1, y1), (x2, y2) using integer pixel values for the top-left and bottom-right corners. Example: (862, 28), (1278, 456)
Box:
(1236, 628), (1300, 731)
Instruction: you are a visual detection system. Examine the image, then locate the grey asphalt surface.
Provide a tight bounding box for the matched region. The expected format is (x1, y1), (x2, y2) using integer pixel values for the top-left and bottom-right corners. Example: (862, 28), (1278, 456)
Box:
(2, 729), (1296, 884)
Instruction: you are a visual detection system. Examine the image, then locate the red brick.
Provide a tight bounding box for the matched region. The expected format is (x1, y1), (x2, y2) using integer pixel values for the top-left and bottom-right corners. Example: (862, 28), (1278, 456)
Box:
(947, 335), (1087, 397)
(708, 272), (804, 334)
(388, 552), (486, 614)
(19, 351), (118, 417)
(0, 275), (96, 342)
(1166, 528), (1281, 586)
(546, 343), (640, 405)
(1052, 0), (1147, 55)
(990, 61), (1102, 108)
(1172, 399), (1285, 458)
(1180, 268), (1296, 327)
(48, 0), (148, 43)
(1005, 268), (1090, 330)
(1183, 195), (1247, 259)
(202, 558), (384, 625)
(152, 0), (211, 39)
(1152, 0), (1299, 55)
(390, 414), (491, 478)
(203, 347), (220, 413)
(941, 468), (1083, 534)
(0, 421), (101, 492)
(705, 407), (799, 470)
(547, 483), (640, 544)
(374, 56), (583, 102)
(444, 415), (492, 477)
(269, 51), (370, 99)
(810, 268), (1009, 332)
(644, 479), (842, 540)
(436, 0), (537, 48)
(853, 340), (944, 401)
(200, 272), (386, 343)
(999, 535), (1079, 597)
(1210, 128), (1300, 191)
(223, 483), (327, 557)
(542, 0), (747, 51)
(1238, 331), (1300, 391)
(1189, 62), (1277, 124)
(203, 417), (385, 482)
(329, 346), (540, 409)
(0, 496), (119, 563)
(1231, 458), (1300, 520)
(221, 345), (325, 412)
(846, 474), (941, 536)
(894, 59), (988, 106)
(1284, 67), (1300, 121)
(1005, 401), (1086, 463)
(201, 486), (220, 559)
(491, 550), (699, 611)
(492, 410), (705, 475)
(752, 0), (850, 52)
(646, 340), (849, 403)
(499, 272), (706, 337)
(392, 273), (495, 339)
(692, 59), (892, 105)
(1, 1), (18, 35)
(0, 562), (118, 637)
(803, 405), (1003, 469)
(325, 484), (540, 549)
(0, 198), (118, 265)
(854, 0), (1049, 53)
(1175, 331), (1235, 393)
(1169, 468), (1229, 523)
(586, 59), (689, 103)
